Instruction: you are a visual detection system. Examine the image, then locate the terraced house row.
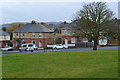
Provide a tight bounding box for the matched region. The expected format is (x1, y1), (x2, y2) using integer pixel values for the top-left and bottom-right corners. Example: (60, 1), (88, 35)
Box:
(12, 21), (78, 48)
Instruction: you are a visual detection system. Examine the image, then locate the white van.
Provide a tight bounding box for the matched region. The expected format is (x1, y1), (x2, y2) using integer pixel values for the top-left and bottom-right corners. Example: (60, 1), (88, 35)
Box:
(19, 43), (34, 52)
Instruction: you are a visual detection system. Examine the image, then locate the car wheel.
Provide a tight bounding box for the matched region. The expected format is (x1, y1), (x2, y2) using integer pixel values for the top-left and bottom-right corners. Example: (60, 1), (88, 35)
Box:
(63, 47), (66, 49)
(25, 50), (28, 52)
(31, 50), (33, 52)
(19, 50), (21, 52)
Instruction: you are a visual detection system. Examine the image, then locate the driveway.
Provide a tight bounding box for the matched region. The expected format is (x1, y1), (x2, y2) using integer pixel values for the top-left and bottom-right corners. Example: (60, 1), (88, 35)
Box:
(1, 46), (119, 55)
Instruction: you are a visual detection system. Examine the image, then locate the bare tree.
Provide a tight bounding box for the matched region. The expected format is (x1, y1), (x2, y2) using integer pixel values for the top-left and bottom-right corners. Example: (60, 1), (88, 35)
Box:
(73, 2), (115, 50)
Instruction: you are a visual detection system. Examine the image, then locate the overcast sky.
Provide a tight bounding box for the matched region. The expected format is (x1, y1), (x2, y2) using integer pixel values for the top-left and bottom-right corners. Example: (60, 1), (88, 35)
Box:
(0, 1), (119, 24)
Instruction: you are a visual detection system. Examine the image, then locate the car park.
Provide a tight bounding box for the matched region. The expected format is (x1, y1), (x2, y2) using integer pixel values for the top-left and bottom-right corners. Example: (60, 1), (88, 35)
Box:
(0, 46), (13, 51)
(53, 44), (68, 49)
(19, 43), (34, 52)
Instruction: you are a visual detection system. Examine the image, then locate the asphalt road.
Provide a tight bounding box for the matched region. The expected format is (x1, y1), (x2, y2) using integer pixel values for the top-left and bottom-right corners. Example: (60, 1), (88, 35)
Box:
(1, 46), (119, 55)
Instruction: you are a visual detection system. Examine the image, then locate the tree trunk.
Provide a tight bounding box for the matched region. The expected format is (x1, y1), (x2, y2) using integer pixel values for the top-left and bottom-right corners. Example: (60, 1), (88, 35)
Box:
(93, 38), (98, 50)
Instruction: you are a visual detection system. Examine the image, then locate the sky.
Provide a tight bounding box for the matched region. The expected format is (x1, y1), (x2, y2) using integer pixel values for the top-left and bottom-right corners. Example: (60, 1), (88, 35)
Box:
(0, 0), (119, 24)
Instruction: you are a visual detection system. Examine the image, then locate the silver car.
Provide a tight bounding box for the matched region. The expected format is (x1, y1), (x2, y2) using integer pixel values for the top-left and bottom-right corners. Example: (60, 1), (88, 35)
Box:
(0, 46), (13, 51)
(19, 44), (34, 52)
(53, 44), (68, 49)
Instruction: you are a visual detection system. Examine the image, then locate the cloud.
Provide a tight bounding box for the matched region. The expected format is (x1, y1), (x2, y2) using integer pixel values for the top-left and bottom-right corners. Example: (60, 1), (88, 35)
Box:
(1, 1), (118, 23)
(0, 0), (119, 2)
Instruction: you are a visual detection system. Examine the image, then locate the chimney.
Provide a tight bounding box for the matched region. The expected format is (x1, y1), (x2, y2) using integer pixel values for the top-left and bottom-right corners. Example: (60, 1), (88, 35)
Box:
(64, 21), (67, 24)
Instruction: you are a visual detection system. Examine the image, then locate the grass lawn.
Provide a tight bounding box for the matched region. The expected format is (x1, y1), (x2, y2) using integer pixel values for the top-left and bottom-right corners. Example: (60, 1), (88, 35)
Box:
(2, 50), (118, 78)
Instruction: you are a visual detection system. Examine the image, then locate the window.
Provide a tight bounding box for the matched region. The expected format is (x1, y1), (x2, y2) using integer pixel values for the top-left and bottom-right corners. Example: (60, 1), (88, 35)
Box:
(46, 33), (50, 37)
(16, 33), (18, 36)
(22, 33), (25, 36)
(39, 33), (42, 37)
(64, 30), (68, 34)
(32, 33), (35, 37)
(83, 38), (88, 42)
(71, 38), (76, 43)
(72, 31), (76, 34)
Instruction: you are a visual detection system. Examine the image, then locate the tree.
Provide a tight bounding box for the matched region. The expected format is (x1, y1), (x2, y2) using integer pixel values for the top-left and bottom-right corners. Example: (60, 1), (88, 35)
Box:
(2, 27), (6, 31)
(72, 2), (115, 50)
(6, 23), (24, 40)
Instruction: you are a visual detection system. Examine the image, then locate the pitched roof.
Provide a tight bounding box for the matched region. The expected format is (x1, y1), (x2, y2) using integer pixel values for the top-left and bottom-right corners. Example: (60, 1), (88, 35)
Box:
(0, 30), (10, 36)
(60, 23), (75, 30)
(13, 22), (53, 33)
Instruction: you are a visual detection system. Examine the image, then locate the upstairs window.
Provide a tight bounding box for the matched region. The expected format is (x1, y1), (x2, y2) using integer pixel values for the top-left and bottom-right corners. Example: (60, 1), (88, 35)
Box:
(22, 33), (25, 36)
(39, 33), (42, 37)
(64, 30), (68, 34)
(72, 31), (76, 34)
(16, 33), (18, 36)
(71, 37), (76, 43)
(32, 33), (35, 37)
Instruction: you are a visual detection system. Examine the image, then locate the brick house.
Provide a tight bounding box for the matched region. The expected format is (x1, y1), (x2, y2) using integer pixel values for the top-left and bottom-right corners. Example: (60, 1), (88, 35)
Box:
(60, 22), (83, 46)
(13, 21), (53, 48)
(0, 30), (10, 48)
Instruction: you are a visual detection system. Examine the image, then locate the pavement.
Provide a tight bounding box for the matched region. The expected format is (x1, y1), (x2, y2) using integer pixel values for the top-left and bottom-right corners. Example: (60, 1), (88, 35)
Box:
(1, 46), (119, 55)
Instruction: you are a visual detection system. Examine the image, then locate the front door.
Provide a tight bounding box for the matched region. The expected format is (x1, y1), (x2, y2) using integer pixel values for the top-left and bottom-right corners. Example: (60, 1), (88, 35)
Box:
(65, 38), (68, 45)
(32, 40), (36, 45)
(39, 41), (42, 48)
(16, 41), (19, 46)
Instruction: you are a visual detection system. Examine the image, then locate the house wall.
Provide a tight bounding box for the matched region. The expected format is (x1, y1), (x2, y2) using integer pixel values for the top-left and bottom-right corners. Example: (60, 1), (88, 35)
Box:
(13, 38), (53, 48)
(0, 35), (10, 41)
(62, 36), (76, 44)
(0, 35), (10, 48)
(61, 29), (73, 36)
(13, 32), (54, 48)
(13, 32), (53, 38)
(0, 41), (10, 48)
(61, 28), (80, 44)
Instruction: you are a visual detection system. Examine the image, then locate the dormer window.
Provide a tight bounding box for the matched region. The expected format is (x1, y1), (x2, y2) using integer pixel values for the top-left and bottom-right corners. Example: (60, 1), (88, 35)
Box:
(32, 33), (35, 37)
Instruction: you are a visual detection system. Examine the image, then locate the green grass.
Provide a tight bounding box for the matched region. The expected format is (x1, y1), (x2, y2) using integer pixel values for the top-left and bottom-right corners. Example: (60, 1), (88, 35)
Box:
(2, 50), (118, 78)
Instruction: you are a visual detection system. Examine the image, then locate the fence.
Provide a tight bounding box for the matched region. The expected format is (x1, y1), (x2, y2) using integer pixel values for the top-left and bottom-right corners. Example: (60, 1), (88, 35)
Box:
(76, 42), (93, 47)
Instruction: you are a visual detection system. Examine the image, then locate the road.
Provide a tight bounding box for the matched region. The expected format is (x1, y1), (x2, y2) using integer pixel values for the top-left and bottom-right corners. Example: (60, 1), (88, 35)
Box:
(1, 46), (119, 55)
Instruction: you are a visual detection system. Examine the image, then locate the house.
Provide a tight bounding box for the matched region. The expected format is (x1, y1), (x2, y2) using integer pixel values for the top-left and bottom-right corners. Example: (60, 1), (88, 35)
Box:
(0, 30), (10, 48)
(13, 21), (54, 48)
(60, 22), (83, 47)
(44, 23), (62, 44)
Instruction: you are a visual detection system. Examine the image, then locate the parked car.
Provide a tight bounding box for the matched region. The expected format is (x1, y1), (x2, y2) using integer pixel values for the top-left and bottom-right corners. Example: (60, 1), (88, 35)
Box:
(0, 46), (13, 51)
(33, 45), (38, 50)
(19, 44), (34, 52)
(53, 44), (68, 49)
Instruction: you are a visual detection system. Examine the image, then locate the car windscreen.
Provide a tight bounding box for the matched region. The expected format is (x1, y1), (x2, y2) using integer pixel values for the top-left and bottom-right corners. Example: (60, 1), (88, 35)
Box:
(28, 44), (33, 47)
(22, 45), (27, 47)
